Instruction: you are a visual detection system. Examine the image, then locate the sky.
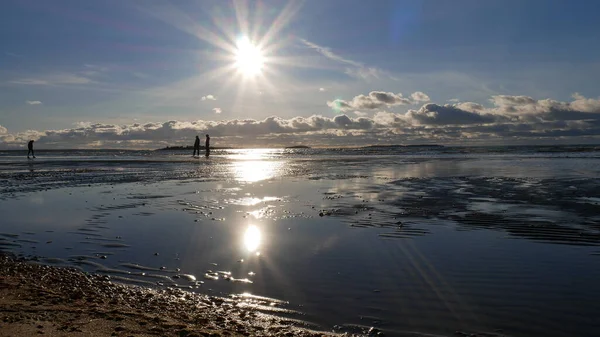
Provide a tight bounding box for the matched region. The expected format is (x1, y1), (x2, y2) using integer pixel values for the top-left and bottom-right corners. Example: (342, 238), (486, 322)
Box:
(1, 0), (600, 149)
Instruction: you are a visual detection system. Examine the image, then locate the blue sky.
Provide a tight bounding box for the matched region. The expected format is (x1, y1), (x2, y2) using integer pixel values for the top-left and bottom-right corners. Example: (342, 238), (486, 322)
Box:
(1, 0), (600, 148)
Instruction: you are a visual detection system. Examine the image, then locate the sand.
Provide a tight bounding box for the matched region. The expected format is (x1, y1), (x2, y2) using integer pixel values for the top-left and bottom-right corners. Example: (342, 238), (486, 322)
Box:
(0, 254), (336, 337)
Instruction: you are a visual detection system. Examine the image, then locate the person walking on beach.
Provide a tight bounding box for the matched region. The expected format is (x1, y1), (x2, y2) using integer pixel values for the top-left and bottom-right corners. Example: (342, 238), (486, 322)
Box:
(205, 134), (210, 157)
(27, 140), (35, 159)
(193, 135), (201, 157)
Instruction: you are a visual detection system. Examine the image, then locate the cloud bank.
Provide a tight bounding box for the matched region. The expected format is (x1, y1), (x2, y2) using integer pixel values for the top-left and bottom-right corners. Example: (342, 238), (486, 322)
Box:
(26, 100), (42, 105)
(1, 93), (599, 149)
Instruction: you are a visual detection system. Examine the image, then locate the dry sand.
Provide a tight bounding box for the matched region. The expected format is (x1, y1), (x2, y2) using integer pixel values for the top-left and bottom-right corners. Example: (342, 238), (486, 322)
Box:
(0, 254), (336, 337)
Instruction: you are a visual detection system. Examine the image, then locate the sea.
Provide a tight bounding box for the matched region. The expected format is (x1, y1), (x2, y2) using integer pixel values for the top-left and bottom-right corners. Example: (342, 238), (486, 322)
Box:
(1, 145), (599, 337)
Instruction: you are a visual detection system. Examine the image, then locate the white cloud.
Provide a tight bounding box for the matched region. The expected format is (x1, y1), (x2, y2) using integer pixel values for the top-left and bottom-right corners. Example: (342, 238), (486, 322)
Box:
(353, 111), (369, 117)
(448, 98), (460, 103)
(213, 108), (222, 114)
(26, 100), (42, 105)
(344, 67), (387, 80)
(0, 125), (7, 135)
(410, 91), (431, 103)
(569, 93), (600, 112)
(455, 102), (485, 111)
(10, 73), (92, 86)
(300, 39), (391, 80)
(299, 39), (362, 68)
(319, 88), (326, 92)
(202, 95), (217, 101)
(328, 91), (430, 112)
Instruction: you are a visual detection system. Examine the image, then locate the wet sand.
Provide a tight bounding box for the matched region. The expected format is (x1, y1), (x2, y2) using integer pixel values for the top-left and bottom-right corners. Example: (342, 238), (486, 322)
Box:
(1, 149), (600, 336)
(0, 253), (335, 337)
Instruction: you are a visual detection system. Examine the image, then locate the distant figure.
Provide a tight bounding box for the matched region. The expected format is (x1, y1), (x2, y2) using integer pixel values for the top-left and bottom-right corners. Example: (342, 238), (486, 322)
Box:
(205, 134), (210, 157)
(193, 135), (200, 157)
(27, 140), (35, 159)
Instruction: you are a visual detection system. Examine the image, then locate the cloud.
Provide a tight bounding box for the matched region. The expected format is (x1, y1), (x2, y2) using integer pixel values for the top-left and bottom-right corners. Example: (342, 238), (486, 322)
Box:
(2, 93), (600, 149)
(202, 95), (217, 101)
(411, 92), (431, 103)
(448, 98), (460, 103)
(405, 103), (503, 125)
(213, 108), (222, 114)
(455, 102), (485, 111)
(300, 39), (391, 80)
(488, 93), (600, 116)
(319, 88), (326, 92)
(26, 100), (42, 105)
(299, 39), (362, 68)
(10, 73), (92, 86)
(328, 91), (430, 112)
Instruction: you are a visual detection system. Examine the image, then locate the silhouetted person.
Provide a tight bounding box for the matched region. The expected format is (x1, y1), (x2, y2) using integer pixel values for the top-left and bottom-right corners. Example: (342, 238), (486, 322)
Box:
(27, 140), (35, 159)
(193, 135), (200, 157)
(205, 134), (210, 157)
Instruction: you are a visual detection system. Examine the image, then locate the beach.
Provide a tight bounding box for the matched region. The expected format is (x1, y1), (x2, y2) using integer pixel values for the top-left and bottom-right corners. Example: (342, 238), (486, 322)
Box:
(1, 146), (600, 336)
(0, 253), (333, 336)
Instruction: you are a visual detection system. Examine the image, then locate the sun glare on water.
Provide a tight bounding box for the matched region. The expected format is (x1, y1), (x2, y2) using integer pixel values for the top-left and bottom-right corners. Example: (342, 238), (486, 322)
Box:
(243, 225), (262, 252)
(235, 37), (264, 77)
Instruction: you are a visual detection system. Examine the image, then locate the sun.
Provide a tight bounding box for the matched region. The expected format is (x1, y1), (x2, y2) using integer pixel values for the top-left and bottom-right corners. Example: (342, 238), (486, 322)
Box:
(234, 36), (264, 76)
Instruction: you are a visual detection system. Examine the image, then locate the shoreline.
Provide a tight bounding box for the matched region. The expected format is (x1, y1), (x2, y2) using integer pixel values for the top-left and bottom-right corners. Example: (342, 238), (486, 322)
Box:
(0, 253), (336, 336)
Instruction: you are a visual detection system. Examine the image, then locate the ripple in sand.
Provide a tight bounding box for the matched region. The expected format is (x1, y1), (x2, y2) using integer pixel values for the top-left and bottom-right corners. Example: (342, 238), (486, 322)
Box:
(126, 194), (172, 200)
(93, 202), (144, 211)
(77, 228), (101, 233)
(41, 257), (67, 264)
(204, 272), (219, 281)
(109, 275), (157, 286)
(227, 196), (280, 206)
(120, 263), (160, 271)
(16, 239), (39, 244)
(173, 274), (197, 282)
(0, 240), (21, 248)
(100, 243), (130, 248)
(0, 233), (19, 238)
(69, 231), (103, 237)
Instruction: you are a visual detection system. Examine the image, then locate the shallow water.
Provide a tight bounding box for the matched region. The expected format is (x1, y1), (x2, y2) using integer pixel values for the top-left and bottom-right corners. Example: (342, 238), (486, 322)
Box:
(1, 147), (600, 336)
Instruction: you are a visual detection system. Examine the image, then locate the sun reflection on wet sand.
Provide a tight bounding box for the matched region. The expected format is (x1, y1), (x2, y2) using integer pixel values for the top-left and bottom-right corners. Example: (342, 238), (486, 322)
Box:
(243, 225), (261, 252)
(226, 148), (285, 183)
(232, 160), (282, 183)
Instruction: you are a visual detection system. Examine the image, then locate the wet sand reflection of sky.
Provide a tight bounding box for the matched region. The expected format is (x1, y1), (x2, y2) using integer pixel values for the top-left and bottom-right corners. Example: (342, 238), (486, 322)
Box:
(1, 150), (600, 336)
